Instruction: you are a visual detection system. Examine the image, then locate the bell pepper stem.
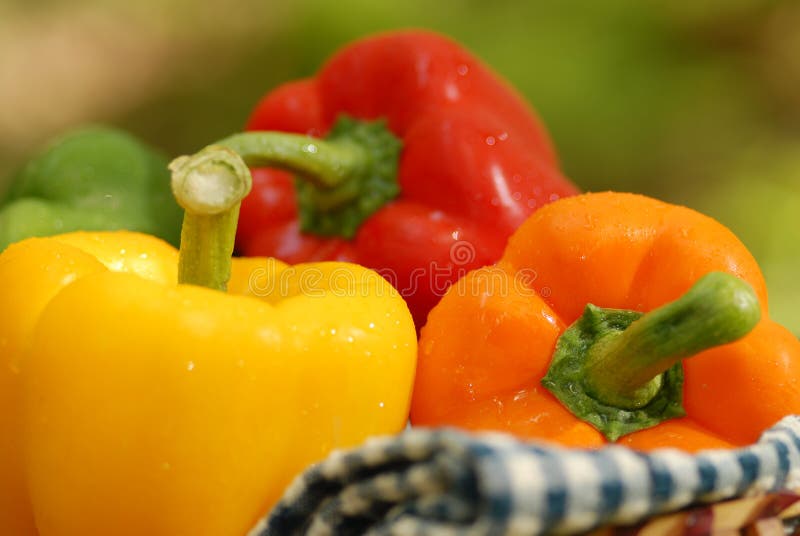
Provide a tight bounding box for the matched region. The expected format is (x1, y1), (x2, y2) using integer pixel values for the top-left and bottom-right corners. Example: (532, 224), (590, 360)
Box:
(208, 118), (402, 239)
(582, 272), (761, 409)
(214, 131), (367, 190)
(169, 146), (252, 291)
(172, 117), (401, 244)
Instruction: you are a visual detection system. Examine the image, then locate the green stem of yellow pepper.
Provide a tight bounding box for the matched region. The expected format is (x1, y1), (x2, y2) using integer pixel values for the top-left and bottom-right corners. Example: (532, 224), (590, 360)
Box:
(169, 146), (252, 291)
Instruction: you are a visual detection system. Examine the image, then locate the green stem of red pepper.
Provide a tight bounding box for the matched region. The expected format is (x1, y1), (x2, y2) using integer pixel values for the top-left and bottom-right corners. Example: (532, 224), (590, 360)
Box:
(169, 146), (252, 291)
(214, 131), (366, 189)
(542, 272), (761, 440)
(203, 116), (402, 238)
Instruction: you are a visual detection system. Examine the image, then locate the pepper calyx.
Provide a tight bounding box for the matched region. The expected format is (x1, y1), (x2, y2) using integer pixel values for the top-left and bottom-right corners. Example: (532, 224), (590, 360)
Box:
(541, 305), (685, 441)
(296, 116), (402, 239)
(541, 272), (760, 441)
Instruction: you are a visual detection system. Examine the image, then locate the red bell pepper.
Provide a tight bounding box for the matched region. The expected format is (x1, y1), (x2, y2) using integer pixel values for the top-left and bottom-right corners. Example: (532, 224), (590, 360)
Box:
(229, 30), (579, 326)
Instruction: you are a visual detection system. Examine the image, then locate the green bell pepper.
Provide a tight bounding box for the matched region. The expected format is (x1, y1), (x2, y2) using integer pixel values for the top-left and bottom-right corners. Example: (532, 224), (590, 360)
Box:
(0, 126), (183, 251)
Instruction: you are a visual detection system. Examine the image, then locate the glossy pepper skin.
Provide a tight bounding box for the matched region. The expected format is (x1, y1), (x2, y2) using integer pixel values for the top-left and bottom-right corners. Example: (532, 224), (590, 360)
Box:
(0, 126), (183, 252)
(410, 192), (800, 452)
(237, 30), (579, 327)
(0, 232), (416, 536)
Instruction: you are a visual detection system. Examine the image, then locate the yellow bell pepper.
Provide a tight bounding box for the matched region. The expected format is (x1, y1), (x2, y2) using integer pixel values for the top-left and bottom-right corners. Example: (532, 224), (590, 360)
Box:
(0, 146), (416, 536)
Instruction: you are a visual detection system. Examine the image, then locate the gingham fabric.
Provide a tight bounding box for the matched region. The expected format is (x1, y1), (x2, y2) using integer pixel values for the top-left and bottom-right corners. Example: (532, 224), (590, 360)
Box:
(250, 416), (800, 536)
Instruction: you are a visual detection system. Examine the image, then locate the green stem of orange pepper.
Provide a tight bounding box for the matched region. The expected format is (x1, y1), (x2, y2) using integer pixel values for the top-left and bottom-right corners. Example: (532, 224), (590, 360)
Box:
(169, 146), (252, 291)
(584, 272), (761, 408)
(543, 272), (761, 440)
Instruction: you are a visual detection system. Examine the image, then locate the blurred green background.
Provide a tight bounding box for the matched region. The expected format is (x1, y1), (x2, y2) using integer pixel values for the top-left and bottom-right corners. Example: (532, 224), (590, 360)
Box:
(1, 0), (798, 331)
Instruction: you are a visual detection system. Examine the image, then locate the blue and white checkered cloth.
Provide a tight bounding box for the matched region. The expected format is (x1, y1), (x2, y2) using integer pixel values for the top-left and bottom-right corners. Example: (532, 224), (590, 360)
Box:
(250, 416), (800, 535)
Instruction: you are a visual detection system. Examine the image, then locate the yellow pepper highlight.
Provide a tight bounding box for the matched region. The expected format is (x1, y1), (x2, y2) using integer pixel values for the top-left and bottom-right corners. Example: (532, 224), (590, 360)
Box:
(0, 231), (416, 536)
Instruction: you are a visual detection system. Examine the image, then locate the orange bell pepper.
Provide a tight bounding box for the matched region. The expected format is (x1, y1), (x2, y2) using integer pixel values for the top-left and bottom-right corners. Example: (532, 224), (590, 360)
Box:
(410, 192), (800, 452)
